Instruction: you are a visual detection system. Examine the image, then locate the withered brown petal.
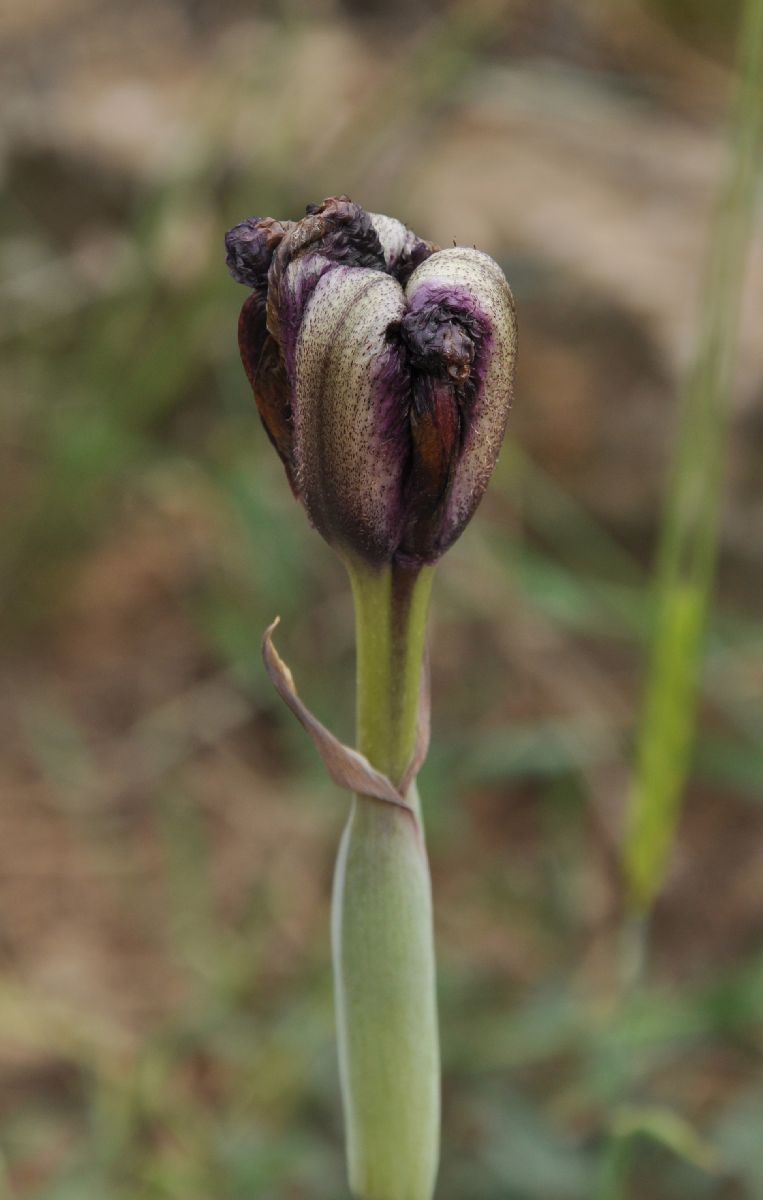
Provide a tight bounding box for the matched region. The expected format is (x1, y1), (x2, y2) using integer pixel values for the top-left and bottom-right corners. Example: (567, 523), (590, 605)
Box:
(237, 294), (296, 489)
(401, 377), (461, 561)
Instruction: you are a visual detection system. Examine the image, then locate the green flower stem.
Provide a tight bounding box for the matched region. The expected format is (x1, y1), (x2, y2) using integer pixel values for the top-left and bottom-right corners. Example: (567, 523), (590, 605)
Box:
(332, 558), (440, 1200)
(349, 559), (434, 784)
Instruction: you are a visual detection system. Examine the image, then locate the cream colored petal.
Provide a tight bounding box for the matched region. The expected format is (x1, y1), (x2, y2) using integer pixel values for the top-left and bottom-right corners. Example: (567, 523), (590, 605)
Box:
(370, 212), (437, 279)
(293, 265), (409, 563)
(369, 213), (413, 269)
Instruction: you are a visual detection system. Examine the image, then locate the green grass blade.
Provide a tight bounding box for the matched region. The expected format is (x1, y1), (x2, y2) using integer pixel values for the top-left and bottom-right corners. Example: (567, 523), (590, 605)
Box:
(624, 0), (763, 912)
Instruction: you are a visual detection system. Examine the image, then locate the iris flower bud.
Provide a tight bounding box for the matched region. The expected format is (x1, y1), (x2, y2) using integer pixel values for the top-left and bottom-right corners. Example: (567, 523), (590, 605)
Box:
(226, 198), (517, 1200)
(225, 196), (516, 566)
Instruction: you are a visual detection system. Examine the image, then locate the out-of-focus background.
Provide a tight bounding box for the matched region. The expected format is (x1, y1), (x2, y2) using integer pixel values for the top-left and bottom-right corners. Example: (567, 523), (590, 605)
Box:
(1, 0), (762, 1197)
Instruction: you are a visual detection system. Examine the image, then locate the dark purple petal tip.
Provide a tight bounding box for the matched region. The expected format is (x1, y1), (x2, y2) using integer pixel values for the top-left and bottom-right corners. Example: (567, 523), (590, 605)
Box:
(398, 303), (478, 385)
(301, 195), (387, 271)
(225, 216), (291, 290)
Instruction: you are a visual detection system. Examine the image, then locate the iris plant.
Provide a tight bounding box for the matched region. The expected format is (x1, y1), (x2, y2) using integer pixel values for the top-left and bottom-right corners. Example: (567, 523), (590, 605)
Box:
(226, 196), (517, 1200)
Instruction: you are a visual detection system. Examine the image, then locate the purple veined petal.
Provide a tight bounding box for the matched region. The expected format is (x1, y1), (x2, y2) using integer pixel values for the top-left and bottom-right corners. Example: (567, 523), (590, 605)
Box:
(269, 246), (337, 384)
(225, 201), (516, 568)
(226, 216), (300, 485)
(292, 266), (410, 564)
(403, 247), (517, 558)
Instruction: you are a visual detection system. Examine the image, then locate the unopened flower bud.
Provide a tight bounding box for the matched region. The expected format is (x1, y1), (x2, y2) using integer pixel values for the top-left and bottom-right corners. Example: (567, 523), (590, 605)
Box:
(225, 196), (516, 565)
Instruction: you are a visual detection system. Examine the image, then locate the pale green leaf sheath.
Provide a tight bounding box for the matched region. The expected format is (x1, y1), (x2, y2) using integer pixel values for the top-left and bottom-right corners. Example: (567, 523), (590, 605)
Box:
(334, 560), (438, 1200)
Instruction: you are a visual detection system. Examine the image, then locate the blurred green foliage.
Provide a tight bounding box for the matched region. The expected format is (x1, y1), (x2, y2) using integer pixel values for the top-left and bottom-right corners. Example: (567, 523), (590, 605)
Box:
(625, 0), (763, 913)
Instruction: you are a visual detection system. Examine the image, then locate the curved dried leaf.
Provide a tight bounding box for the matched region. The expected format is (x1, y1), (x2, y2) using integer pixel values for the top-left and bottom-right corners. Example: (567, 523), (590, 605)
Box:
(262, 618), (419, 816)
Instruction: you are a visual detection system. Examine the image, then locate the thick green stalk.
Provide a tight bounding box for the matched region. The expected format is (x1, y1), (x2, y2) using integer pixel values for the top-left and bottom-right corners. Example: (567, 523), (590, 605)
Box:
(332, 558), (440, 1200)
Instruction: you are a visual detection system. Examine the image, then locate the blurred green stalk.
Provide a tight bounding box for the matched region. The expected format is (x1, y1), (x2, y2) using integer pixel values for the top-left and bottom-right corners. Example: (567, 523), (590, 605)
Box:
(624, 0), (763, 914)
(332, 559), (440, 1200)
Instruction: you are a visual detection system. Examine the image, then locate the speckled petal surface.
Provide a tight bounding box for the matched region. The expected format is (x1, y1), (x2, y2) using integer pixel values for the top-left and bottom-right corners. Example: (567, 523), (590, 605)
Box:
(292, 266), (410, 563)
(226, 199), (516, 567)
